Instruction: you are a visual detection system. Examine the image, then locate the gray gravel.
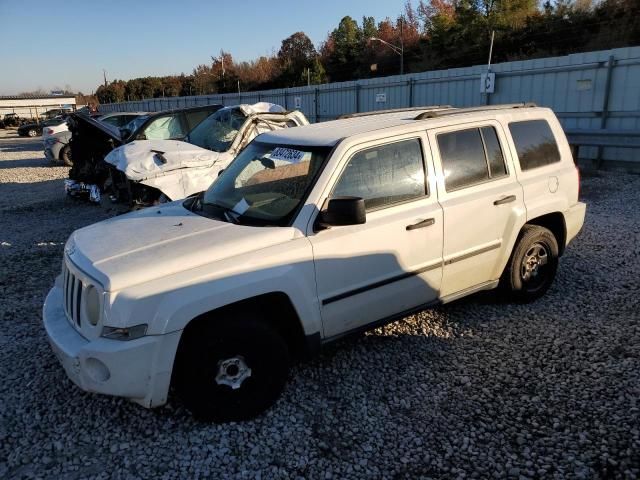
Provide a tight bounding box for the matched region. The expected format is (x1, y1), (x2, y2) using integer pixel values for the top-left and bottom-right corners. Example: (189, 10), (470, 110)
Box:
(1, 129), (639, 479)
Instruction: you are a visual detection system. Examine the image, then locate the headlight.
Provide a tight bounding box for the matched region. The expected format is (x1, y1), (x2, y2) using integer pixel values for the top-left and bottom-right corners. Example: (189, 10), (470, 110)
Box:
(101, 324), (148, 341)
(84, 285), (101, 326)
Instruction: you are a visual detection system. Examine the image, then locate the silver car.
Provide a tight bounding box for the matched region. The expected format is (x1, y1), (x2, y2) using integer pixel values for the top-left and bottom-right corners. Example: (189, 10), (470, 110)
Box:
(44, 130), (72, 165)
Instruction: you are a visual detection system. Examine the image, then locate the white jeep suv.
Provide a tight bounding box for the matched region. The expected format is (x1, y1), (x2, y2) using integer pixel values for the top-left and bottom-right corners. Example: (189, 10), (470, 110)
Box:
(43, 103), (586, 422)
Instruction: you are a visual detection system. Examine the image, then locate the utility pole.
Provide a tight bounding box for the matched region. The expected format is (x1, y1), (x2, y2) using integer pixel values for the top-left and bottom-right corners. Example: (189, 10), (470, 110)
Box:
(400, 17), (404, 76)
(483, 30), (496, 105)
(487, 30), (495, 72)
(220, 51), (226, 91)
(103, 69), (108, 87)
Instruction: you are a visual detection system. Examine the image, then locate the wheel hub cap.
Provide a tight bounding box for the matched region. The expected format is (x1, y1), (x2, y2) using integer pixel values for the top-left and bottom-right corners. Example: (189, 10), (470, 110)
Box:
(215, 356), (252, 390)
(521, 243), (548, 281)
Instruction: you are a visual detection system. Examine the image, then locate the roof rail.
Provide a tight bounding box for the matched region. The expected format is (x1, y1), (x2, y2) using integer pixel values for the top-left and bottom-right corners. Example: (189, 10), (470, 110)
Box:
(338, 105), (452, 120)
(413, 102), (537, 120)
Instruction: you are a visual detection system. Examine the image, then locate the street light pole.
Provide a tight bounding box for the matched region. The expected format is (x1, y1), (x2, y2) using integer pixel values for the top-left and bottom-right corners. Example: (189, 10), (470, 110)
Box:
(400, 17), (404, 76)
(369, 32), (404, 76)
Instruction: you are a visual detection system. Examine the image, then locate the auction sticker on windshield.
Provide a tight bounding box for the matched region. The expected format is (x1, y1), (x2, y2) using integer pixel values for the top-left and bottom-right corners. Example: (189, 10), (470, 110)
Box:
(270, 147), (305, 163)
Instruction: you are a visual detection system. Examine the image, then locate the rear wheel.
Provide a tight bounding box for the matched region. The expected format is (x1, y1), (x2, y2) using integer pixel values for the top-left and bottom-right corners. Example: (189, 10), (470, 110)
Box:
(60, 145), (72, 166)
(174, 315), (290, 422)
(501, 225), (559, 302)
(27, 128), (37, 137)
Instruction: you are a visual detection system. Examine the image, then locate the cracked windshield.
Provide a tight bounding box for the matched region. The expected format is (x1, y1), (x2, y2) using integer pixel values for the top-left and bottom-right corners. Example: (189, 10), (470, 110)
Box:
(187, 107), (246, 152)
(201, 141), (329, 224)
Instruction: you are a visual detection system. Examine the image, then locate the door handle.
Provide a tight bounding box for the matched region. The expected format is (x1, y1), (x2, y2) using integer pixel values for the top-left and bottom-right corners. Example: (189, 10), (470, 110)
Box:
(406, 218), (435, 231)
(493, 195), (516, 205)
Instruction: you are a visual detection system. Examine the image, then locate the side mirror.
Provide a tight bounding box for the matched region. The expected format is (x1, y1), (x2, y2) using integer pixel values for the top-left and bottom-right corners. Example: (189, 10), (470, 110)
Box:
(319, 196), (366, 227)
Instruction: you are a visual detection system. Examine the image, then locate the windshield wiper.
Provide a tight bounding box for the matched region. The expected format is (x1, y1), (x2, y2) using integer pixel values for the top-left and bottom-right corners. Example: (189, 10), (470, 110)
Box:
(202, 201), (243, 224)
(188, 191), (204, 212)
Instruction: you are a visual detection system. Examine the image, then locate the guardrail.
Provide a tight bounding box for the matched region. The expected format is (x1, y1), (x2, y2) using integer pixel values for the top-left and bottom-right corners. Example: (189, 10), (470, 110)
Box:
(564, 129), (640, 169)
(565, 129), (640, 148)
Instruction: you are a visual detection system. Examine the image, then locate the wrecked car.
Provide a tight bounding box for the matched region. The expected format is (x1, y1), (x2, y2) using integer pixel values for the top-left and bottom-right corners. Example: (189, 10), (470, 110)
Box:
(103, 103), (309, 205)
(65, 104), (223, 203)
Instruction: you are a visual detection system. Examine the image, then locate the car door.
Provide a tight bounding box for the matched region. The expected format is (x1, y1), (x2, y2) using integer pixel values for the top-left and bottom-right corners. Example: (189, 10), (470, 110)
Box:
(308, 135), (443, 339)
(428, 121), (526, 298)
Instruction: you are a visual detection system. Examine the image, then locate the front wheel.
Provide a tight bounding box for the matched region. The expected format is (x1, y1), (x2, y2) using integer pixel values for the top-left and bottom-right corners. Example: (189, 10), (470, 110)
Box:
(27, 128), (37, 137)
(173, 316), (290, 422)
(501, 225), (559, 302)
(60, 145), (72, 166)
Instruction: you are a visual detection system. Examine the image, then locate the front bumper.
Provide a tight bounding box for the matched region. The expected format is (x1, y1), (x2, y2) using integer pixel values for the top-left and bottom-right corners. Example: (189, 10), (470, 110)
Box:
(43, 282), (181, 408)
(44, 147), (56, 162)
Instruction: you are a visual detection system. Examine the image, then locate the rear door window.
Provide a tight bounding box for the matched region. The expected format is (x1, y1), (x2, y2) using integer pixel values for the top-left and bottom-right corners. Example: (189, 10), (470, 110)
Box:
(437, 126), (509, 191)
(508, 120), (561, 171)
(438, 129), (488, 191)
(481, 127), (507, 178)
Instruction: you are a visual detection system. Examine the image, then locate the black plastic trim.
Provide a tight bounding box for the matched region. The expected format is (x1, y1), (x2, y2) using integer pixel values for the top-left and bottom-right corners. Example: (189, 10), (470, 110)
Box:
(444, 242), (501, 265)
(321, 299), (440, 345)
(321, 262), (441, 306)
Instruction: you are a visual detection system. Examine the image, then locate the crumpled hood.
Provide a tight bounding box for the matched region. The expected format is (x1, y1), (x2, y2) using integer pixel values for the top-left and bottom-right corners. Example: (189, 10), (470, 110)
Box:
(104, 139), (221, 181)
(66, 202), (295, 291)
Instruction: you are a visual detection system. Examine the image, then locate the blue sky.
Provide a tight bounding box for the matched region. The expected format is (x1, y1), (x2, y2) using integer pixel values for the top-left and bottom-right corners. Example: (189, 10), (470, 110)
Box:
(0, 0), (408, 95)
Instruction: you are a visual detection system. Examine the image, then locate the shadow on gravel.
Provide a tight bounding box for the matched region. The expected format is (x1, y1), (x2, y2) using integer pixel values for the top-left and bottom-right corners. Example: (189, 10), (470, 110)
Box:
(0, 179), (68, 211)
(0, 158), (51, 169)
(0, 141), (44, 154)
(579, 182), (607, 203)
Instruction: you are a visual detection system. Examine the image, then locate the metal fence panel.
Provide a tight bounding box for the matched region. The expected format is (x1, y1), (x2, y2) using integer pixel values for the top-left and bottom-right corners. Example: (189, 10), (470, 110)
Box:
(100, 46), (640, 165)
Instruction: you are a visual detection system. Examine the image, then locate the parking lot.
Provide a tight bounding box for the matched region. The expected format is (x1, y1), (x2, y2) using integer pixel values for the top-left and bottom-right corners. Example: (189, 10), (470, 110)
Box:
(0, 129), (638, 479)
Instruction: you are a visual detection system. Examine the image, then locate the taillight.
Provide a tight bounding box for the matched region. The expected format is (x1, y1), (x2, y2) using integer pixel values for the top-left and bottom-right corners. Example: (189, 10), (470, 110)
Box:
(45, 129), (54, 135)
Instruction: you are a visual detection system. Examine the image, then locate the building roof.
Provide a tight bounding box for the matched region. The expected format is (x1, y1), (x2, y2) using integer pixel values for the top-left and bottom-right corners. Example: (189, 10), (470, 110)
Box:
(0, 95), (76, 100)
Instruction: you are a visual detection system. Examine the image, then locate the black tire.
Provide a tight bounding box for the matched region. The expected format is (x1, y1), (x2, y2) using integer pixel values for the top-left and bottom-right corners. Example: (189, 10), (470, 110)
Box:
(501, 225), (559, 303)
(60, 145), (72, 166)
(174, 316), (290, 422)
(27, 128), (37, 137)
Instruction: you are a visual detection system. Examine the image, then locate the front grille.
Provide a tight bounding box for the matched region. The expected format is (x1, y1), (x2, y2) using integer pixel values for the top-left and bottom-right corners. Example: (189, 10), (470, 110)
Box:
(62, 262), (83, 327)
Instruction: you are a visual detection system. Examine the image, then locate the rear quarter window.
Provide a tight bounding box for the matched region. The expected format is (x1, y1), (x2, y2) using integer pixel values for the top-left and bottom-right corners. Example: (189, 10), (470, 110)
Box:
(508, 119), (561, 171)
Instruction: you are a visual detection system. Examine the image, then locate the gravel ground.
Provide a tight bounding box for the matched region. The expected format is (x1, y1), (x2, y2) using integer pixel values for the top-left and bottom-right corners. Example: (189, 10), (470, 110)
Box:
(0, 129), (639, 479)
